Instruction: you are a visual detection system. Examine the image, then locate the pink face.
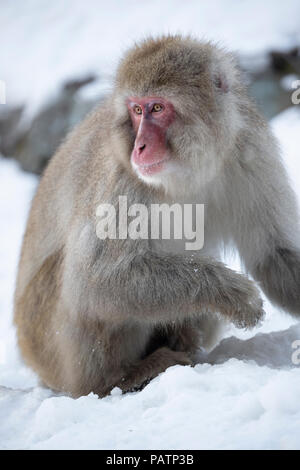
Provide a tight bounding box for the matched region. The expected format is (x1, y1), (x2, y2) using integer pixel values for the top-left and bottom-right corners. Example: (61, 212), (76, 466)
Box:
(126, 96), (175, 177)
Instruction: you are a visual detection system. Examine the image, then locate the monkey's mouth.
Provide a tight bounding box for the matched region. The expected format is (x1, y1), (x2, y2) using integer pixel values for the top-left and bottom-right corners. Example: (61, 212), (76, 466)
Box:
(132, 158), (169, 176)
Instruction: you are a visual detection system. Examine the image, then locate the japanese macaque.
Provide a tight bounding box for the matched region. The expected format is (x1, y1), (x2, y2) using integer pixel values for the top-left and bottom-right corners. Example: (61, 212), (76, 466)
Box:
(14, 36), (300, 398)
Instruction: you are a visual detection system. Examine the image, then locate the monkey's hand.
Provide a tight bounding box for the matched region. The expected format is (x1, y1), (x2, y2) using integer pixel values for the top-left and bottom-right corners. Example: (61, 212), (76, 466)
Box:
(212, 270), (265, 329)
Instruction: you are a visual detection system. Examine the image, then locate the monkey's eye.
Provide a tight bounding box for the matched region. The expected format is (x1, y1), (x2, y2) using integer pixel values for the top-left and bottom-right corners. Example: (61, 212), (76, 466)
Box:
(134, 105), (142, 115)
(152, 103), (163, 112)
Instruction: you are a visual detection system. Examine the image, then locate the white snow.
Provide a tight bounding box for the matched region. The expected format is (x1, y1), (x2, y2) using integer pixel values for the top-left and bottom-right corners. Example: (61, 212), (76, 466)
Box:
(1, 0), (300, 120)
(1, 107), (300, 450)
(280, 74), (300, 92)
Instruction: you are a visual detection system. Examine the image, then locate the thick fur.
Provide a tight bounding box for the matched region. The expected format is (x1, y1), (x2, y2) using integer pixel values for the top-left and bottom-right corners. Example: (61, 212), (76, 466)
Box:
(14, 36), (300, 397)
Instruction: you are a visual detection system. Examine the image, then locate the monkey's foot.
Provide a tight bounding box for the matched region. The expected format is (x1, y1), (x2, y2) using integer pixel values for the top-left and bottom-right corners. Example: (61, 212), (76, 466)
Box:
(116, 347), (192, 394)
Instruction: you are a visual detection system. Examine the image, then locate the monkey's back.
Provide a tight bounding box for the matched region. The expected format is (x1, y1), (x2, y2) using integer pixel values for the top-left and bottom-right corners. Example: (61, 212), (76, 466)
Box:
(13, 103), (111, 389)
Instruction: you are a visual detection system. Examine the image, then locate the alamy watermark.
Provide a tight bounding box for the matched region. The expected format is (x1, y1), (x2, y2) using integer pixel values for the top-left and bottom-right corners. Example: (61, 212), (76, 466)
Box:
(0, 80), (6, 104)
(96, 196), (204, 250)
(291, 340), (300, 365)
(291, 79), (300, 105)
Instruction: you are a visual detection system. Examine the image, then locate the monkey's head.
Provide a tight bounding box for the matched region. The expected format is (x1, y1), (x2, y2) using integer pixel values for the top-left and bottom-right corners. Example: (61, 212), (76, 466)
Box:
(112, 35), (244, 193)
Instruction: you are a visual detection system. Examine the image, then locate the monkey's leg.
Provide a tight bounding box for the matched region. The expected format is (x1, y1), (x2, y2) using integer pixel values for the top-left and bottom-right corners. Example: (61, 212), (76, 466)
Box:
(165, 322), (201, 355)
(114, 347), (192, 394)
(166, 316), (225, 360)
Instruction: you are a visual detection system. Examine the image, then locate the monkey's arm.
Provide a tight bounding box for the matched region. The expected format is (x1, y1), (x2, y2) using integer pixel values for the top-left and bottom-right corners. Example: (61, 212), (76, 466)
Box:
(229, 135), (300, 317)
(63, 230), (264, 329)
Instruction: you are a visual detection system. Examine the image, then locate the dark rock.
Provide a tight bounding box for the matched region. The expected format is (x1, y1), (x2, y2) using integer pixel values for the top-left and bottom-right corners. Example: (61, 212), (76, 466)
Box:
(243, 46), (300, 120)
(0, 105), (24, 156)
(270, 47), (300, 74)
(248, 68), (295, 120)
(9, 75), (102, 174)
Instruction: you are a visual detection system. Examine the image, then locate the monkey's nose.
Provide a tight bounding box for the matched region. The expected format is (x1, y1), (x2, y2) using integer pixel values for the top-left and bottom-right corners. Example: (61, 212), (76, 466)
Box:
(138, 144), (146, 154)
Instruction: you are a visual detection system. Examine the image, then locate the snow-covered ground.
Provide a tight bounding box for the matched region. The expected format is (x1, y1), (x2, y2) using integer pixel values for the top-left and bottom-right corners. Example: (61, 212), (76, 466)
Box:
(0, 107), (300, 450)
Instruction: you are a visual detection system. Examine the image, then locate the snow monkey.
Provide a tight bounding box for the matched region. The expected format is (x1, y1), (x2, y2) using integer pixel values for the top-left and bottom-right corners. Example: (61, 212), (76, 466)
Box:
(14, 36), (300, 397)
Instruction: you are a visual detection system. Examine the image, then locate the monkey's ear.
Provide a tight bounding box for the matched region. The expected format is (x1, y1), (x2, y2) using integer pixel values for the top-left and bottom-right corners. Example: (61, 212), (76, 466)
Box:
(213, 73), (229, 93)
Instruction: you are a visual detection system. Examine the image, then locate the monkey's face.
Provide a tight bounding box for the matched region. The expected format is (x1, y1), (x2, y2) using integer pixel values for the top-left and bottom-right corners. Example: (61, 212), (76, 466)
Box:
(113, 37), (242, 192)
(126, 95), (176, 183)
(119, 89), (231, 192)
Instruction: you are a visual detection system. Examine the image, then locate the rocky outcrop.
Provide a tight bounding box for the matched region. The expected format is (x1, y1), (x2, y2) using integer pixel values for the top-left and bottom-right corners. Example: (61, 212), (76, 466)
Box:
(0, 75), (102, 174)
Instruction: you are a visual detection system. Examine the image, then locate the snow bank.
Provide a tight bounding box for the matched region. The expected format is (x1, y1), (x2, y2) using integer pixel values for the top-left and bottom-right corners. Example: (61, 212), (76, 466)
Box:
(1, 0), (300, 119)
(2, 358), (300, 450)
(0, 108), (300, 449)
